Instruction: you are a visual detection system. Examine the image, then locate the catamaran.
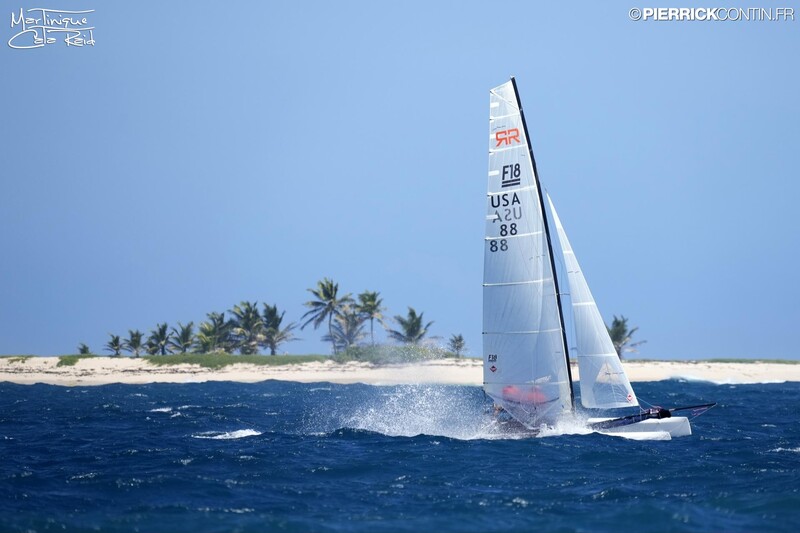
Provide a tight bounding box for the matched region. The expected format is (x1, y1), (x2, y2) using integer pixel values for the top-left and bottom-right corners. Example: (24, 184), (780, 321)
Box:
(483, 78), (713, 438)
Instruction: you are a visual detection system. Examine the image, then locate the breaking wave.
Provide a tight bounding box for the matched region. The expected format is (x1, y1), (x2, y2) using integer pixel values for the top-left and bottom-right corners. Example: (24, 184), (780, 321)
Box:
(191, 429), (262, 440)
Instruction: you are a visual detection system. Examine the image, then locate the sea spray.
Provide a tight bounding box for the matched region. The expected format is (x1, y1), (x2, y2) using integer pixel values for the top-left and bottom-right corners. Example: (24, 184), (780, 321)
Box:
(341, 384), (492, 440)
(302, 383), (507, 440)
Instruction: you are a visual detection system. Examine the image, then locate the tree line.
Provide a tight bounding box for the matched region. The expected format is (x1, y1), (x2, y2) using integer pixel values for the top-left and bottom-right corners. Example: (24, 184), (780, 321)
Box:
(79, 278), (468, 358)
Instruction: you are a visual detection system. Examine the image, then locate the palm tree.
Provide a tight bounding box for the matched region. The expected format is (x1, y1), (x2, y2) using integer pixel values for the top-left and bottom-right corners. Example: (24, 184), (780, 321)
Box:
(230, 301), (265, 355)
(261, 303), (298, 355)
(77, 343), (92, 355)
(301, 278), (353, 354)
(356, 290), (386, 346)
(607, 315), (646, 359)
(448, 334), (466, 358)
(322, 305), (367, 353)
(104, 334), (123, 356)
(386, 307), (433, 345)
(195, 312), (233, 353)
(123, 329), (144, 357)
(169, 322), (195, 354)
(146, 323), (172, 355)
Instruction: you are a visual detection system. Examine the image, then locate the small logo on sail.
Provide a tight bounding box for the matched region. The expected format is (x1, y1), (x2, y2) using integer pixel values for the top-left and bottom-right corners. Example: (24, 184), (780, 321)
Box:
(490, 365), (497, 373)
(501, 163), (521, 188)
(495, 128), (520, 147)
(627, 393), (634, 403)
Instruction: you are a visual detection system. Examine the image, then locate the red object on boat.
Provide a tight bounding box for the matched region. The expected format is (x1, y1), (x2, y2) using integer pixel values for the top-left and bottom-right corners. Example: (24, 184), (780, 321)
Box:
(501, 385), (548, 404)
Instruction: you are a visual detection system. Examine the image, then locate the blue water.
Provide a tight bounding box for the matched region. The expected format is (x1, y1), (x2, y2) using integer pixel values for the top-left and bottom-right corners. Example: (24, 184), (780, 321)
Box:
(1, 379), (799, 532)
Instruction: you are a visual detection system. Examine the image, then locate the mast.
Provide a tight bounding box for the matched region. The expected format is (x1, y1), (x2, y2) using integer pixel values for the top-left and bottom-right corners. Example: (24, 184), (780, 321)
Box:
(510, 77), (575, 409)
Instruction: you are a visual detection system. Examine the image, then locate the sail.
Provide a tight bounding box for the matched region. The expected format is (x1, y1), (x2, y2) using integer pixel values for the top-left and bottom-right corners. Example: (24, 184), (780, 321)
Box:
(546, 194), (639, 409)
(483, 80), (572, 428)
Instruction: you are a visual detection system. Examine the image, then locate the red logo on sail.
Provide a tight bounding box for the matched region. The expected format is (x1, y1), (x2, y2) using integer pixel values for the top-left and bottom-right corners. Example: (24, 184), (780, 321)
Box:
(495, 128), (520, 147)
(627, 393), (634, 403)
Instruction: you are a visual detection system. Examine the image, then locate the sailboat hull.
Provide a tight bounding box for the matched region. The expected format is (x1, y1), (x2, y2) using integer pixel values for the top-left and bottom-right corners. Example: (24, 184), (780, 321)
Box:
(588, 416), (692, 438)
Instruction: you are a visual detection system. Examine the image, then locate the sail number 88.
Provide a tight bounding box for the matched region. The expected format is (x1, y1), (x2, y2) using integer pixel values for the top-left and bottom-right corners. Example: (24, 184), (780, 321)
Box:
(489, 224), (516, 251)
(489, 239), (508, 252)
(499, 223), (517, 237)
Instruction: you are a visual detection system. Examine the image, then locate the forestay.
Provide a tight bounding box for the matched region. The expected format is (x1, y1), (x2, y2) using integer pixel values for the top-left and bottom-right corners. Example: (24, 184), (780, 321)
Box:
(482, 80), (572, 428)
(547, 194), (638, 409)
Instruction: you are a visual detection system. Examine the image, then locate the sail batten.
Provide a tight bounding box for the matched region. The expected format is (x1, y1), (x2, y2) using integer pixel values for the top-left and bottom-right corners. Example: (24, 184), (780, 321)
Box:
(487, 185), (536, 195)
(483, 231), (543, 241)
(484, 278), (552, 287)
(489, 146), (526, 155)
(483, 329), (563, 335)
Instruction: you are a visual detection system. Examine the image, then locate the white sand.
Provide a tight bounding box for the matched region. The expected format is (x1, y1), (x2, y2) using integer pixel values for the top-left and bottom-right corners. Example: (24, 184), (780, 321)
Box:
(1, 357), (798, 386)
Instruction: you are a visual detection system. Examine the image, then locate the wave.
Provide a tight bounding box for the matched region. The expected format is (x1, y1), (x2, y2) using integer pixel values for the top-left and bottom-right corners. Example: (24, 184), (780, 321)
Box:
(770, 447), (800, 453)
(668, 375), (788, 385)
(191, 429), (262, 440)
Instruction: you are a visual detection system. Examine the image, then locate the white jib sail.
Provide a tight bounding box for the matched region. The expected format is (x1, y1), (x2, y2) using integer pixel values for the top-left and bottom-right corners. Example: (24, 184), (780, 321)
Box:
(546, 194), (639, 409)
(483, 80), (572, 427)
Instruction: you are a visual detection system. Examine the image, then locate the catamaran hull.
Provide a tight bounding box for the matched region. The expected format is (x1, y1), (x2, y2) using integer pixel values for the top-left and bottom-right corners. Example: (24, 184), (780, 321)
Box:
(588, 416), (692, 438)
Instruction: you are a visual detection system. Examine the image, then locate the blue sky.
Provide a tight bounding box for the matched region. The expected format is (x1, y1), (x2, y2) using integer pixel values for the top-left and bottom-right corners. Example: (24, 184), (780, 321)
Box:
(1, 1), (798, 359)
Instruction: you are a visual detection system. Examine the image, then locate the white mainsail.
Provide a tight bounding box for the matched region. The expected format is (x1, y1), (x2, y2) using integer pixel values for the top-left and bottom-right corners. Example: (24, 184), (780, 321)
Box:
(483, 80), (572, 428)
(547, 194), (639, 409)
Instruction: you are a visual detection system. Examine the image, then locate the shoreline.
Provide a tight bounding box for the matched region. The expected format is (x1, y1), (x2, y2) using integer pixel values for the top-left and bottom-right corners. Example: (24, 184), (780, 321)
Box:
(1, 357), (799, 387)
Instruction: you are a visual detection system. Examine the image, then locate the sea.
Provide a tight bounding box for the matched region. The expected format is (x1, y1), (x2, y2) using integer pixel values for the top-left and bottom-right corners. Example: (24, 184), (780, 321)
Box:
(1, 378), (798, 533)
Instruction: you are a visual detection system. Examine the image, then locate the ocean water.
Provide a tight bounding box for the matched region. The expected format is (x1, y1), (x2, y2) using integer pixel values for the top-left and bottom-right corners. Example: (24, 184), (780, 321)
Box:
(1, 378), (798, 532)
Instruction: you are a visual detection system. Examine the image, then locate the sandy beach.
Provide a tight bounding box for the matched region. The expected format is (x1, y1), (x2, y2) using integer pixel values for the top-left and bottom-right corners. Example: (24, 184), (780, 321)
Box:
(1, 356), (798, 386)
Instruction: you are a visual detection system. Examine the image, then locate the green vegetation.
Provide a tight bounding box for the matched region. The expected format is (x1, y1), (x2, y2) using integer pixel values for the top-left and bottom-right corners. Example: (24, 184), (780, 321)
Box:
(606, 315), (646, 359)
(448, 334), (467, 357)
(58, 354), (96, 366)
(323, 305), (367, 353)
(169, 322), (195, 354)
(334, 344), (456, 364)
(146, 323), (171, 356)
(356, 291), (387, 346)
(230, 302), (264, 355)
(704, 358), (800, 364)
(104, 334), (123, 356)
(124, 330), (144, 357)
(143, 353), (328, 369)
(387, 307), (434, 344)
(6, 356), (32, 364)
(195, 312), (233, 353)
(71, 277), (471, 362)
(301, 278), (353, 355)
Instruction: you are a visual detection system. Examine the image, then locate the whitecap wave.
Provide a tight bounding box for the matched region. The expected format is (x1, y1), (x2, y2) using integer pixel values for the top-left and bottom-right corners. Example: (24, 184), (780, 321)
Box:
(671, 375), (787, 385)
(770, 447), (800, 453)
(192, 429), (262, 440)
